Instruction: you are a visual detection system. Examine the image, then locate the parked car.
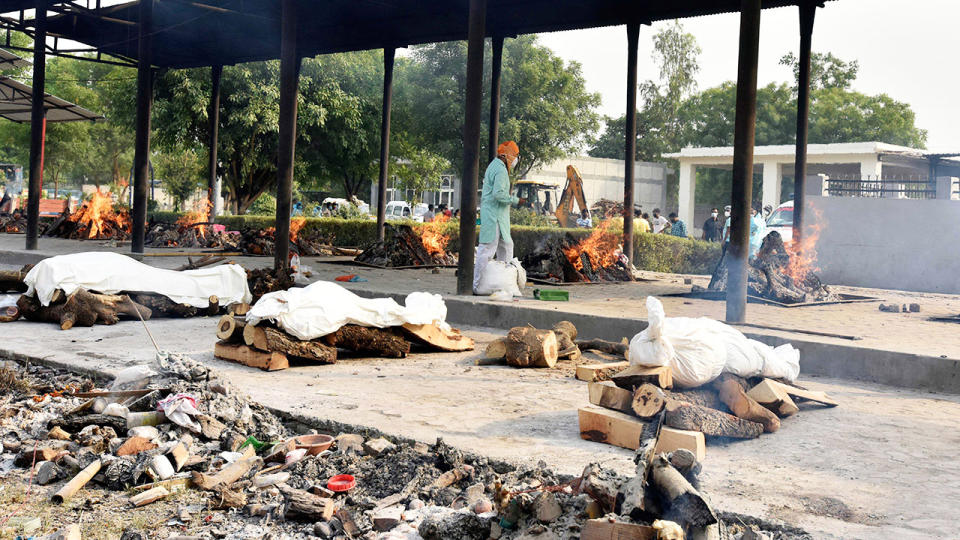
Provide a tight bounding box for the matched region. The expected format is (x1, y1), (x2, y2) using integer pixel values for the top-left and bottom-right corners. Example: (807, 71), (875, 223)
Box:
(766, 200), (794, 242)
(384, 200), (426, 222)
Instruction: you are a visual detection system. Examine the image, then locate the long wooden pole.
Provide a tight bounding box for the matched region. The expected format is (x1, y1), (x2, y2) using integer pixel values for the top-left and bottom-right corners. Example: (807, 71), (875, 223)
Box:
(456, 0), (487, 295)
(791, 2), (816, 244)
(376, 47), (395, 241)
(131, 0), (154, 254)
(25, 0), (47, 251)
(273, 0), (300, 271)
(726, 0), (762, 323)
(623, 23), (639, 264)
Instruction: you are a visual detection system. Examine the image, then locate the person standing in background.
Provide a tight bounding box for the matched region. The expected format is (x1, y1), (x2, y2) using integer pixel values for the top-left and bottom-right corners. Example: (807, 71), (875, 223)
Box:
(473, 141), (522, 294)
(668, 213), (687, 238)
(651, 208), (669, 233)
(702, 207), (720, 242)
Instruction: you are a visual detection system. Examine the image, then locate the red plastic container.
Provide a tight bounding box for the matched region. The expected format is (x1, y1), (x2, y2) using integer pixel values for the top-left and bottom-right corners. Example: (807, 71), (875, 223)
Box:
(327, 474), (356, 492)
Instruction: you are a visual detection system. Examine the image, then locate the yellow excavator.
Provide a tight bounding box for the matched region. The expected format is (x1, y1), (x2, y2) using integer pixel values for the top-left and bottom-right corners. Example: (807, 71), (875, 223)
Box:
(554, 165), (588, 228)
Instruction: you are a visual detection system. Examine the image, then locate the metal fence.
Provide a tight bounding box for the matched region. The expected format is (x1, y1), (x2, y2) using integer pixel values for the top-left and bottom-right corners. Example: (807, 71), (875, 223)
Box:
(824, 176), (937, 199)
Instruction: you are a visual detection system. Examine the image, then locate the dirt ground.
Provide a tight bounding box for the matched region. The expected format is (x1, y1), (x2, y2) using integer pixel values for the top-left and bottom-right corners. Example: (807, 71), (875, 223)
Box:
(1, 315), (958, 539)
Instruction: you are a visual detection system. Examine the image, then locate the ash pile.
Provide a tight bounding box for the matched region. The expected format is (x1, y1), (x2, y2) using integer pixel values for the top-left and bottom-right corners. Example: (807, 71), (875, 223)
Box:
(0, 358), (811, 540)
(705, 231), (836, 304)
(355, 223), (456, 268)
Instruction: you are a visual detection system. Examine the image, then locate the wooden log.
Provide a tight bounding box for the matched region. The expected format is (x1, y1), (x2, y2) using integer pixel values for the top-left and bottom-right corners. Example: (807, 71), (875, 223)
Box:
(631, 383), (668, 418)
(616, 410), (663, 522)
(746, 379), (799, 417)
(400, 322), (474, 351)
(51, 459), (101, 504)
(216, 315), (246, 343)
(214, 341), (289, 371)
(279, 485), (336, 521)
(247, 326), (339, 363)
(211, 487), (247, 509)
(775, 380), (838, 407)
(206, 295), (220, 316)
(576, 361), (629, 382)
(18, 290), (151, 330)
(576, 338), (629, 358)
(649, 454), (717, 529)
(613, 365), (673, 390)
(654, 427), (706, 462)
(0, 305), (19, 323)
(667, 387), (725, 411)
(192, 457), (260, 491)
(588, 381), (634, 414)
(552, 321), (580, 359)
(0, 269), (27, 293)
(229, 302), (250, 316)
(578, 406), (648, 450)
(130, 486), (170, 507)
(129, 293), (198, 318)
(580, 519), (656, 540)
(713, 374), (780, 433)
(504, 327), (558, 368)
(324, 325), (409, 358)
(484, 337), (507, 359)
(664, 402), (763, 439)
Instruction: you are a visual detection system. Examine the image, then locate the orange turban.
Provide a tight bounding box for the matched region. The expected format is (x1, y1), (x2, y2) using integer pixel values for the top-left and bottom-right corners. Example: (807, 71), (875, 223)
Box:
(497, 141), (519, 158)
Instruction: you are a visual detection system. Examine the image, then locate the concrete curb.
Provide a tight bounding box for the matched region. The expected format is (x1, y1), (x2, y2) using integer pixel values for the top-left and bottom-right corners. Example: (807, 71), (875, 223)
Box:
(352, 289), (960, 394)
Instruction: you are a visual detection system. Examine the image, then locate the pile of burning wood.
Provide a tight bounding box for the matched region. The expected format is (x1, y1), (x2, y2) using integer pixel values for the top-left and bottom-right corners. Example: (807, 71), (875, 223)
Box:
(0, 211), (27, 233)
(706, 231), (836, 304)
(522, 221), (634, 283)
(214, 310), (474, 371)
(46, 191), (132, 241)
(355, 219), (456, 268)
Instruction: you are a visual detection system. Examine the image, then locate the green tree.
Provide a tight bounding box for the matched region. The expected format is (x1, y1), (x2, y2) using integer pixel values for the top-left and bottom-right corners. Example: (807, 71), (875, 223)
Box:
(156, 148), (203, 211)
(779, 51), (859, 91)
(390, 140), (450, 203)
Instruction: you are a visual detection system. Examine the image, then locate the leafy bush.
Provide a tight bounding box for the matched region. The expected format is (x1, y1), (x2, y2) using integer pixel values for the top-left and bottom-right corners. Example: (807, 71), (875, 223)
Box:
(336, 203), (368, 220)
(247, 194), (277, 216)
(509, 207), (553, 227)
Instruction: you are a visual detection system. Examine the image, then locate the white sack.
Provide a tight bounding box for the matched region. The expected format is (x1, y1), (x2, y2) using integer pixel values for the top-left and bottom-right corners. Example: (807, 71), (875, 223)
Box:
(754, 342), (800, 382)
(629, 296), (726, 387)
(246, 280), (448, 340)
(24, 252), (251, 308)
(474, 258), (525, 297)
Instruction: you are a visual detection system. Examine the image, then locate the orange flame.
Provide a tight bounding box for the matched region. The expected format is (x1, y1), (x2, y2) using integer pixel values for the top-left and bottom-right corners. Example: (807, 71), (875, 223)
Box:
(420, 213), (451, 255)
(176, 199), (212, 239)
(290, 217), (307, 242)
(67, 190), (131, 239)
(561, 220), (622, 277)
(784, 206), (824, 283)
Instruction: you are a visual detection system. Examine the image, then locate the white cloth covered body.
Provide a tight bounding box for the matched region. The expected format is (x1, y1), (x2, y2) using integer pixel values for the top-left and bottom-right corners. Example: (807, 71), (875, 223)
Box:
(24, 252), (252, 308)
(629, 296), (800, 387)
(247, 280), (449, 340)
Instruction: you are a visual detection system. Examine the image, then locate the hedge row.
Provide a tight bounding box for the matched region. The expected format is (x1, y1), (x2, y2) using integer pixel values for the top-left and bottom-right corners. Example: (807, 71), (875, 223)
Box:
(146, 212), (721, 275)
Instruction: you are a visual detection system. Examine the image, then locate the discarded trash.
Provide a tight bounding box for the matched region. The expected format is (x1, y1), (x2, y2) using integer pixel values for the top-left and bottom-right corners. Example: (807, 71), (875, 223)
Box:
(533, 288), (569, 301)
(327, 473), (356, 492)
(293, 434), (334, 456)
(335, 274), (367, 282)
(157, 393), (201, 433)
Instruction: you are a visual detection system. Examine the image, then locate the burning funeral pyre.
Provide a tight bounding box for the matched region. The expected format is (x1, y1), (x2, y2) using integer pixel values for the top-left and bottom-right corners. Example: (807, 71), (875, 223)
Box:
(46, 191), (132, 240)
(355, 218), (457, 268)
(706, 230), (836, 304)
(522, 221), (634, 283)
(0, 211), (27, 233)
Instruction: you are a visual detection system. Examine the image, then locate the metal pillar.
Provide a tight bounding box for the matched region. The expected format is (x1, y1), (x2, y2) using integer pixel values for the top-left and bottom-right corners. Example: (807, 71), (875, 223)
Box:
(274, 0), (300, 271)
(726, 0), (761, 323)
(623, 23), (639, 264)
(25, 0), (46, 250)
(376, 47), (395, 241)
(487, 36), (503, 164)
(791, 1), (816, 244)
(131, 0), (154, 254)
(208, 65), (222, 219)
(456, 0), (487, 295)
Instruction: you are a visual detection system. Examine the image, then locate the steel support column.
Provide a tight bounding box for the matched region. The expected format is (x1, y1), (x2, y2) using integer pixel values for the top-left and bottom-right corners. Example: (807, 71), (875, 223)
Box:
(376, 47), (395, 241)
(623, 23), (639, 264)
(131, 0), (153, 254)
(274, 0), (300, 271)
(455, 0), (487, 295)
(487, 36), (503, 164)
(25, 0), (46, 250)
(791, 1), (816, 244)
(208, 64), (222, 220)
(726, 0), (761, 323)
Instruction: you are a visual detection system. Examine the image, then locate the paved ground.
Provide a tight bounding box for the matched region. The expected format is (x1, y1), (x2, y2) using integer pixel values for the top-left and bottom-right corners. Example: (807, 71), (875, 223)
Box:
(0, 316), (958, 540)
(4, 233), (960, 361)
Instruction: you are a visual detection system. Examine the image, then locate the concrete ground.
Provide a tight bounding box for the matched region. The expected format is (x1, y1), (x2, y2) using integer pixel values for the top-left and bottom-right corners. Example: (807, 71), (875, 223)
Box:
(0, 316), (957, 540)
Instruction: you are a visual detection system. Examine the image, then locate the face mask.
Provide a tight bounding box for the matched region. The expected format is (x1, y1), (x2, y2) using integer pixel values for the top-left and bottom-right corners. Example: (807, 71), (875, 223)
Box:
(724, 211), (730, 218)
(711, 212), (718, 218)
(510, 157), (518, 168)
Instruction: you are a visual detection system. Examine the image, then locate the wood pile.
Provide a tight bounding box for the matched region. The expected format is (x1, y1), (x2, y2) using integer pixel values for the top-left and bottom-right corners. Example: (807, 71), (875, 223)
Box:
(214, 315), (474, 370)
(706, 231), (836, 304)
(589, 198), (628, 219)
(355, 224), (456, 267)
(0, 212), (27, 233)
(46, 193), (132, 241)
(521, 230), (634, 283)
(481, 321), (582, 367)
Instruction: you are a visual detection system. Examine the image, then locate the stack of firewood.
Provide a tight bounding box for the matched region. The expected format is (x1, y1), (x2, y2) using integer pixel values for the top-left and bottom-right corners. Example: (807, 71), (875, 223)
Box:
(355, 224), (456, 268)
(481, 321), (582, 367)
(0, 212), (27, 233)
(213, 313), (475, 371)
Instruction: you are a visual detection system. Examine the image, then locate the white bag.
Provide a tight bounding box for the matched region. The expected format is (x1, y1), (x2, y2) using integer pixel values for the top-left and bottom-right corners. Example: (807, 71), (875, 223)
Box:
(754, 342), (800, 382)
(629, 297), (726, 387)
(474, 258), (525, 297)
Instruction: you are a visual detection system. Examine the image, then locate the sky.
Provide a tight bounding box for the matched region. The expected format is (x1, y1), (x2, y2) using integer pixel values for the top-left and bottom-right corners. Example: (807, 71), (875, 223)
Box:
(536, 0), (960, 152)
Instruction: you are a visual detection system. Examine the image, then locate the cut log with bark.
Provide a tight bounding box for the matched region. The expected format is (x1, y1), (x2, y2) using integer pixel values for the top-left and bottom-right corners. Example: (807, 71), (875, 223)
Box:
(580, 519), (657, 540)
(613, 365), (673, 390)
(0, 305), (20, 323)
(324, 325), (410, 358)
(666, 387), (725, 411)
(214, 341), (289, 371)
(631, 384), (668, 418)
(504, 326), (558, 368)
(649, 454), (717, 529)
(664, 401), (763, 439)
(576, 338), (629, 358)
(0, 268), (28, 293)
(129, 293), (198, 318)
(246, 326), (338, 364)
(578, 406), (649, 450)
(400, 322), (474, 351)
(484, 338), (507, 360)
(216, 315), (246, 343)
(279, 485), (336, 521)
(713, 374), (780, 433)
(552, 321), (580, 359)
(18, 290), (151, 330)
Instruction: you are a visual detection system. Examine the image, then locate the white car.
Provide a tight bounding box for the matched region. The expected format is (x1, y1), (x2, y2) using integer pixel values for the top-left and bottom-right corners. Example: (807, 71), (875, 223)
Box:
(766, 201), (795, 242)
(384, 200), (424, 222)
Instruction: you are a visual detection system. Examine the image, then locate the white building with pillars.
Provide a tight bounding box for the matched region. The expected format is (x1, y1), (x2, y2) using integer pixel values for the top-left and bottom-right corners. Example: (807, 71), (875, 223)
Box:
(665, 142), (958, 227)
